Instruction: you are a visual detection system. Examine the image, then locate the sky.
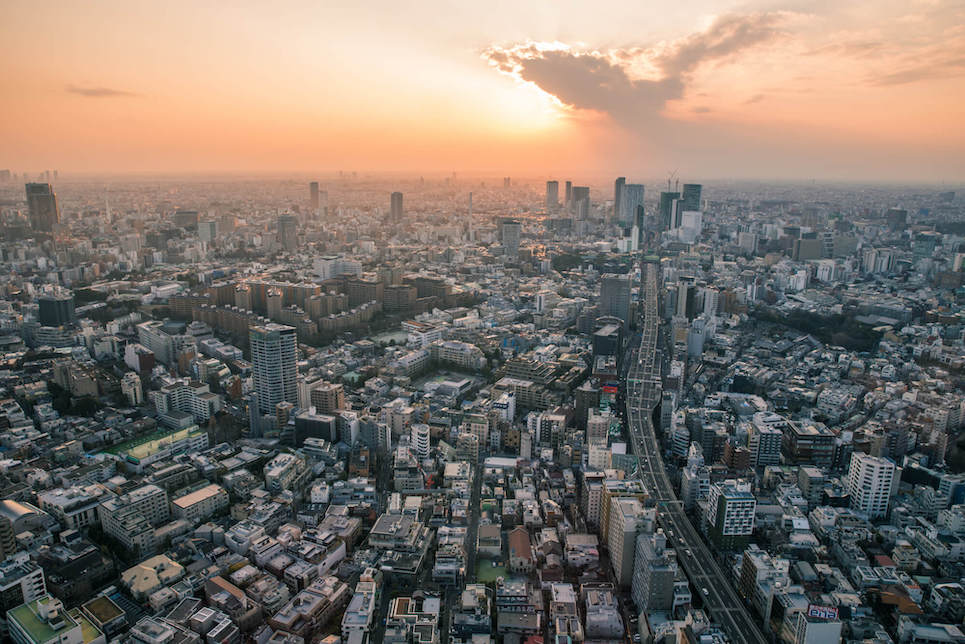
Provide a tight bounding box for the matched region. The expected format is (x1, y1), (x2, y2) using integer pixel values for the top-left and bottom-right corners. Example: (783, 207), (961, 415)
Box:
(1, 0), (964, 181)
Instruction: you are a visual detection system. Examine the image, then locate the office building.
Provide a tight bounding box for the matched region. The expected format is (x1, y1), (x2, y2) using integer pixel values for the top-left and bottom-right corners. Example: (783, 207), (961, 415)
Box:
(659, 191), (679, 231)
(277, 214), (298, 251)
(847, 453), (899, 518)
(614, 177), (625, 220)
(309, 381), (345, 414)
(390, 191), (404, 222)
(599, 273), (632, 327)
(310, 181), (320, 212)
(501, 219), (521, 258)
(250, 324), (298, 416)
(793, 610), (842, 644)
(25, 183), (59, 232)
(706, 480), (756, 549)
(564, 181), (572, 208)
(546, 181), (559, 210)
(608, 497), (648, 588)
(681, 183), (702, 211)
(620, 184), (644, 227)
(571, 185), (589, 219)
(37, 291), (74, 327)
(631, 530), (677, 611)
(747, 420), (783, 468)
(198, 220), (217, 243)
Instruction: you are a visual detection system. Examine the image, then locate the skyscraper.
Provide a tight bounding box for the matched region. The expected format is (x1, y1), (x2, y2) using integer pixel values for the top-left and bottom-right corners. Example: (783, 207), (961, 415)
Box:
(309, 181), (320, 212)
(681, 183), (702, 212)
(659, 191), (679, 231)
(614, 177), (625, 221)
(390, 191), (404, 222)
(545, 181), (559, 210)
(25, 183), (59, 232)
(250, 324), (298, 416)
(620, 184), (644, 227)
(564, 181), (572, 209)
(501, 219), (521, 258)
(847, 453), (899, 518)
(277, 214), (298, 251)
(571, 186), (590, 219)
(37, 290), (75, 327)
(600, 273), (632, 327)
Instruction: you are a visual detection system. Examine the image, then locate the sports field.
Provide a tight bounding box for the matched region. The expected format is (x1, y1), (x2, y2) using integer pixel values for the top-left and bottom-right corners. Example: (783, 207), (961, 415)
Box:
(102, 426), (201, 460)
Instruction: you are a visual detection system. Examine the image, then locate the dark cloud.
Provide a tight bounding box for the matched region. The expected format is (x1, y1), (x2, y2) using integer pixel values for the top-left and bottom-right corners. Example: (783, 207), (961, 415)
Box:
(744, 93), (765, 104)
(693, 106), (712, 113)
(66, 84), (138, 98)
(482, 12), (787, 130)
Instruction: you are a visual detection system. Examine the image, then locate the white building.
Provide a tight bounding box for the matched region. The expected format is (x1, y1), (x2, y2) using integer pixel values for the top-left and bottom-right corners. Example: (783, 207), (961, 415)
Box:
(121, 372), (143, 406)
(847, 453), (899, 519)
(410, 424), (431, 460)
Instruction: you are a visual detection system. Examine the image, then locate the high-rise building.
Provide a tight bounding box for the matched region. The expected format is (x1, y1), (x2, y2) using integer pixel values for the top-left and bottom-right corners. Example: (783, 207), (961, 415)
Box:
(614, 177), (625, 220)
(847, 453), (899, 518)
(310, 181), (320, 212)
(608, 497), (651, 588)
(631, 530), (677, 612)
(250, 324), (298, 416)
(599, 273), (632, 327)
(747, 419), (783, 468)
(564, 181), (572, 208)
(501, 219), (521, 258)
(410, 423), (431, 460)
(37, 290), (74, 327)
(571, 186), (590, 219)
(659, 191), (679, 232)
(620, 184), (644, 227)
(277, 214), (298, 252)
(705, 479), (756, 549)
(25, 183), (59, 232)
(309, 381), (345, 414)
(199, 220), (217, 243)
(681, 183), (702, 211)
(546, 181), (559, 210)
(390, 191), (404, 222)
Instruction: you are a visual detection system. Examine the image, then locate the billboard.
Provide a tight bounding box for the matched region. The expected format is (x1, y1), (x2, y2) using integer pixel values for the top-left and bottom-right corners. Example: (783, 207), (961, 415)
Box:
(806, 604), (838, 621)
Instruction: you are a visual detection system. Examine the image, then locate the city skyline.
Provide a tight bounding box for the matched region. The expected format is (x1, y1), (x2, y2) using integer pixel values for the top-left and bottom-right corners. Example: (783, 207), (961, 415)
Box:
(2, 0), (964, 181)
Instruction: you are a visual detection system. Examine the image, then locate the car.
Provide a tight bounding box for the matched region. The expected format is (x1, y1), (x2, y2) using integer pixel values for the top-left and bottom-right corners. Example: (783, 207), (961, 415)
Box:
(701, 587), (710, 596)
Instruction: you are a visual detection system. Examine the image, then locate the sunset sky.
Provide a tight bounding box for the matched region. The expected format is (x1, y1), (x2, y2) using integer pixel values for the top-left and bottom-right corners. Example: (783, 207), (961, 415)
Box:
(2, 0), (964, 180)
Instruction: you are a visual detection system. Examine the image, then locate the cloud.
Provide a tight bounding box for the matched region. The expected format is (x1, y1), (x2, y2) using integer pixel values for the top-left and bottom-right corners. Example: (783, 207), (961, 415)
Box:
(869, 53), (965, 86)
(744, 93), (765, 104)
(66, 84), (138, 98)
(482, 12), (788, 131)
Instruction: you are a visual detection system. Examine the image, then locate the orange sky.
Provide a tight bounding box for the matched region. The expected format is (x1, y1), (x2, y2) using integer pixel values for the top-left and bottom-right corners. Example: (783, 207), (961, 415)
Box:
(1, 0), (964, 180)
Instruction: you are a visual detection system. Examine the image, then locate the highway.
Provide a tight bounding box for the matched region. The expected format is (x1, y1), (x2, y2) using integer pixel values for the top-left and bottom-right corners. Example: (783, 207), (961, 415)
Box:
(622, 260), (767, 644)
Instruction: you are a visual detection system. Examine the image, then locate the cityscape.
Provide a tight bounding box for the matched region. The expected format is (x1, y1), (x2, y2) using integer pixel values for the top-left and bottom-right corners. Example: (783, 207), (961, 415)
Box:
(2, 2), (965, 644)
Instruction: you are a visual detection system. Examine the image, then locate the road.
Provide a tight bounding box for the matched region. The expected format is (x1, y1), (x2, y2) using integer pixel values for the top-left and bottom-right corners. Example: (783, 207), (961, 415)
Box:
(622, 260), (767, 644)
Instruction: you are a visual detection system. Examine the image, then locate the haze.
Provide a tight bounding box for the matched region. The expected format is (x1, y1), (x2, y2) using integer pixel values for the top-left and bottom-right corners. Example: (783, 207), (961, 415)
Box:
(2, 0), (964, 181)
